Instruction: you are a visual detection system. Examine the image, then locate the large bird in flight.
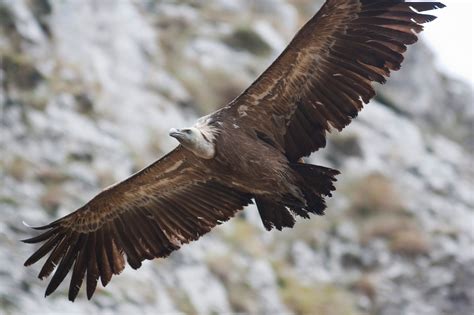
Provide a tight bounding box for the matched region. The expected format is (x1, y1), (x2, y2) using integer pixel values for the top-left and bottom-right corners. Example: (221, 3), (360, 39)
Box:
(23, 0), (444, 301)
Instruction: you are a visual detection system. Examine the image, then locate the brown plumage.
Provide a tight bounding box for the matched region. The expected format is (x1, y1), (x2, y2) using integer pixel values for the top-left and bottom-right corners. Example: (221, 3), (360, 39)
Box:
(23, 0), (444, 301)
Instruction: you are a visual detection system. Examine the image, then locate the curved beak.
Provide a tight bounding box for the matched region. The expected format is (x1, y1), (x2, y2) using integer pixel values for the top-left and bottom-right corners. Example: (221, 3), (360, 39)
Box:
(169, 128), (183, 138)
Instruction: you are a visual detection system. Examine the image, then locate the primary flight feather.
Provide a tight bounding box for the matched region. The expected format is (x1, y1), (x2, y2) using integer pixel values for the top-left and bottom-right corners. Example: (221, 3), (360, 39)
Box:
(23, 0), (445, 301)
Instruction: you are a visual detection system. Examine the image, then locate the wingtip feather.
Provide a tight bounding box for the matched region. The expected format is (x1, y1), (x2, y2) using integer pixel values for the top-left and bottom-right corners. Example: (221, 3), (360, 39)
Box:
(22, 229), (56, 244)
(23, 220), (58, 231)
(409, 2), (446, 12)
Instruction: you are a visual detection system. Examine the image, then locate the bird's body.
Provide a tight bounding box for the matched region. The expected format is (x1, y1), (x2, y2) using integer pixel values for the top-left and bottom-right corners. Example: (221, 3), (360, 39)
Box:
(23, 0), (445, 301)
(168, 116), (310, 210)
(176, 108), (333, 211)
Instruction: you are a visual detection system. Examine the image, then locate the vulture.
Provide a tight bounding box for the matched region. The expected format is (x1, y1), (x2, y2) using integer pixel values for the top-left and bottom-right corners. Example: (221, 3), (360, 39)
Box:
(23, 0), (444, 301)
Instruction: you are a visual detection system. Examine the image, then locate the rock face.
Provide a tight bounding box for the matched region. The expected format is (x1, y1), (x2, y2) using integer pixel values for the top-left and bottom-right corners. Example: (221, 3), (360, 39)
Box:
(1, 0), (472, 314)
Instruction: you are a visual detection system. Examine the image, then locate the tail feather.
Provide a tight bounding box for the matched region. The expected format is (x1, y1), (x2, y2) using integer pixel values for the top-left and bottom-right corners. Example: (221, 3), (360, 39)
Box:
(290, 163), (339, 216)
(255, 163), (339, 231)
(255, 198), (295, 231)
(291, 163), (339, 198)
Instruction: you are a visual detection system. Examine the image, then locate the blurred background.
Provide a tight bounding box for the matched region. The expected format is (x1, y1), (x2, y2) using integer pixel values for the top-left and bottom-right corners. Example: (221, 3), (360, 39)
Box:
(1, 0), (473, 314)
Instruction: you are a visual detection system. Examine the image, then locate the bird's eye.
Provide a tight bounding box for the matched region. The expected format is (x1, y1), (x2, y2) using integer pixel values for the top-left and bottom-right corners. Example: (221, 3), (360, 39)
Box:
(185, 129), (191, 134)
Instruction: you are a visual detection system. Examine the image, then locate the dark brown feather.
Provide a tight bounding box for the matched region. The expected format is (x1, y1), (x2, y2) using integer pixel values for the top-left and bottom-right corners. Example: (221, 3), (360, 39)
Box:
(95, 229), (113, 287)
(38, 236), (69, 279)
(22, 227), (59, 244)
(86, 233), (99, 300)
(113, 219), (142, 269)
(24, 232), (63, 266)
(255, 198), (295, 231)
(222, 0), (442, 161)
(45, 232), (80, 296)
(23, 147), (251, 300)
(69, 234), (88, 301)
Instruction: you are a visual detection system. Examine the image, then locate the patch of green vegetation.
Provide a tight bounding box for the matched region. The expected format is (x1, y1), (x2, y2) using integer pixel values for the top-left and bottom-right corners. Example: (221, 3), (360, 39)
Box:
(2, 53), (44, 90)
(221, 218), (265, 256)
(28, 0), (52, 16)
(329, 134), (363, 161)
(0, 4), (15, 32)
(278, 275), (358, 315)
(341, 173), (430, 257)
(36, 168), (69, 184)
(359, 214), (416, 244)
(27, 0), (52, 36)
(67, 151), (93, 163)
(352, 274), (376, 300)
(4, 156), (30, 181)
(0, 5), (22, 49)
(390, 229), (430, 256)
(223, 27), (271, 56)
(74, 92), (95, 115)
(39, 185), (63, 215)
(17, 87), (49, 110)
(174, 63), (246, 113)
(0, 294), (17, 313)
(227, 280), (257, 313)
(168, 287), (197, 315)
(0, 196), (19, 206)
(345, 173), (408, 218)
(207, 254), (234, 282)
(374, 92), (406, 116)
(272, 217), (328, 253)
(206, 253), (258, 313)
(288, 0), (321, 19)
(0, 51), (49, 109)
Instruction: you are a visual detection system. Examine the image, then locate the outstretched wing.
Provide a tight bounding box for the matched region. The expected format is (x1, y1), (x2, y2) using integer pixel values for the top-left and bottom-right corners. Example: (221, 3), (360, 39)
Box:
(23, 147), (252, 301)
(222, 0), (444, 161)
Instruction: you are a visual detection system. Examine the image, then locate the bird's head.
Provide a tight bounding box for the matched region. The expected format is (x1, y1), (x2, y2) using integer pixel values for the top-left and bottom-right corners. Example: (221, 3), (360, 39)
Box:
(169, 127), (216, 159)
(169, 127), (196, 143)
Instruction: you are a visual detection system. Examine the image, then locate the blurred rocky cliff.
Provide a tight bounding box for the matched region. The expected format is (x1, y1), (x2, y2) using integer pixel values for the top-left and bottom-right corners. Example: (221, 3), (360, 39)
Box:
(1, 0), (473, 314)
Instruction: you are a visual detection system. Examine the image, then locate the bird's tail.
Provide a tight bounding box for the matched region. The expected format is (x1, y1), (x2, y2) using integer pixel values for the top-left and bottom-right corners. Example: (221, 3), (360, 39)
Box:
(255, 163), (339, 231)
(290, 162), (340, 215)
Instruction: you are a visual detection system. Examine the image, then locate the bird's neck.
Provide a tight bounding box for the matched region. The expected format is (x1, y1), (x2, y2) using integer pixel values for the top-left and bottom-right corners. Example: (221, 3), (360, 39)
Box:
(183, 137), (216, 159)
